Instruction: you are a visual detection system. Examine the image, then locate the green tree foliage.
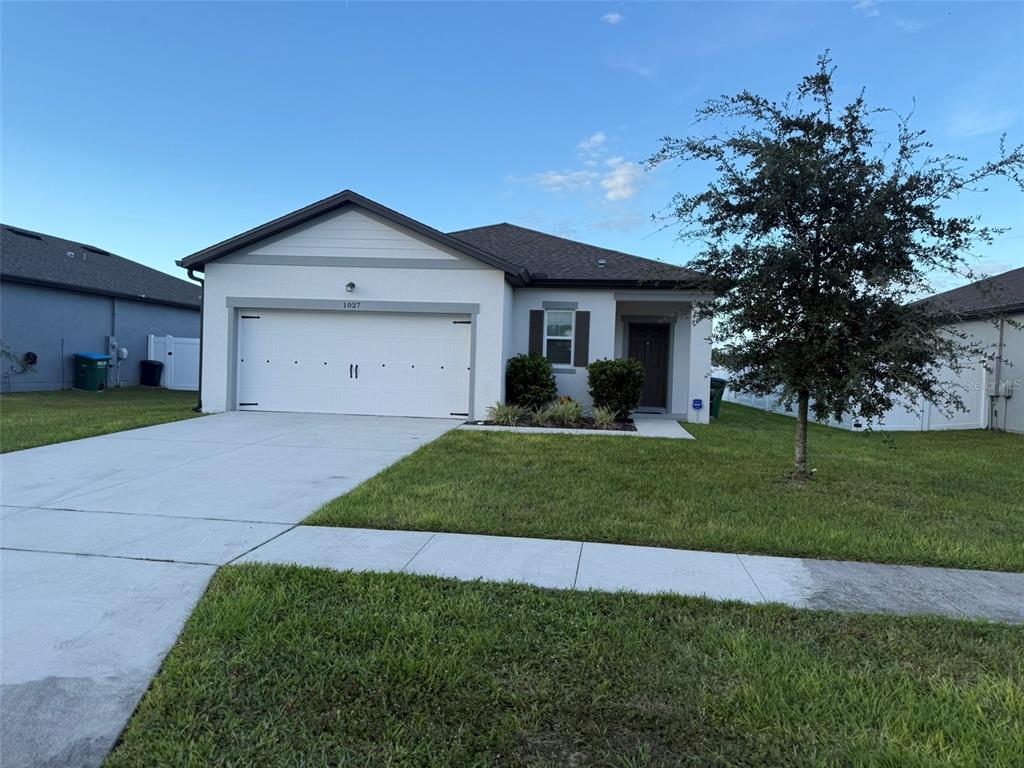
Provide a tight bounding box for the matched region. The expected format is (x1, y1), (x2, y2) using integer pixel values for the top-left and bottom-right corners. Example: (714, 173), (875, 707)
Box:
(648, 54), (1024, 477)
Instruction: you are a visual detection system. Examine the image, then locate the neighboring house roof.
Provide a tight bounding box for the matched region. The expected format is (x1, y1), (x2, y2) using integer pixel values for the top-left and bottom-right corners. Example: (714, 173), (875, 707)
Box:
(921, 266), (1024, 319)
(448, 222), (703, 287)
(1, 224), (201, 309)
(179, 189), (704, 289)
(178, 190), (528, 280)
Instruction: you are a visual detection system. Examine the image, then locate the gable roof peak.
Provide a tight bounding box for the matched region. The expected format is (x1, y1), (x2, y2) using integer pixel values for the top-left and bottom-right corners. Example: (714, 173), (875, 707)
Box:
(179, 189), (524, 278)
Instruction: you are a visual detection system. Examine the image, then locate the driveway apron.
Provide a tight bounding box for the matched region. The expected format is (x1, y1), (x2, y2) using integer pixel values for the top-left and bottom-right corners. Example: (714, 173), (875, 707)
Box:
(0, 411), (454, 768)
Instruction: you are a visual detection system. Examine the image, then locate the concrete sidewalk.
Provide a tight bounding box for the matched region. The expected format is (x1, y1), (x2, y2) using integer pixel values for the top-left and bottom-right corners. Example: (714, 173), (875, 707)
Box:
(240, 526), (1024, 624)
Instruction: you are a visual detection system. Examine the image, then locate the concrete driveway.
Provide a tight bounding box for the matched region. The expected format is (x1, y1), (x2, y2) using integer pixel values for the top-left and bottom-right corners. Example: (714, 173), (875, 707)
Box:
(0, 411), (454, 768)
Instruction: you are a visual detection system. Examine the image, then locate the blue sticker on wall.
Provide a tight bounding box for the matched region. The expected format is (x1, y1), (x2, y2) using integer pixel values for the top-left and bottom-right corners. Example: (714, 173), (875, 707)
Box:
(692, 398), (703, 410)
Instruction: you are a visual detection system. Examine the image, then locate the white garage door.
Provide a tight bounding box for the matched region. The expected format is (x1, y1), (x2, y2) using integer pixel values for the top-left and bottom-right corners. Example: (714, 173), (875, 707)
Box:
(236, 309), (471, 418)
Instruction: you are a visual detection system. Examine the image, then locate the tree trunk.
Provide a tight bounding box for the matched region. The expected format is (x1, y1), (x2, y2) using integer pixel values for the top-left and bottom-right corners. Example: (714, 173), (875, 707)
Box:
(794, 389), (810, 479)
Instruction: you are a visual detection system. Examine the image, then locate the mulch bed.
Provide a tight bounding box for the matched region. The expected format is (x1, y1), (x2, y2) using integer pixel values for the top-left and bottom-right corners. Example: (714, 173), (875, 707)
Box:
(465, 418), (637, 432)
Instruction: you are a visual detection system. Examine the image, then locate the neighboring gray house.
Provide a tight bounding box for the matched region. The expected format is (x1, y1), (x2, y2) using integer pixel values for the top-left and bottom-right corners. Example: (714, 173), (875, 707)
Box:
(1, 224), (200, 392)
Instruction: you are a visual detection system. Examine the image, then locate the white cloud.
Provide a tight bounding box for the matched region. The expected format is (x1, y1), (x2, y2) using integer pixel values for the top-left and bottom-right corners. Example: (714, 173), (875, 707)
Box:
(526, 135), (644, 205)
(600, 12), (624, 25)
(948, 107), (1020, 137)
(895, 17), (926, 33)
(609, 58), (655, 78)
(532, 169), (600, 193)
(600, 157), (642, 201)
(852, 0), (879, 18)
(531, 157), (642, 201)
(578, 131), (608, 155)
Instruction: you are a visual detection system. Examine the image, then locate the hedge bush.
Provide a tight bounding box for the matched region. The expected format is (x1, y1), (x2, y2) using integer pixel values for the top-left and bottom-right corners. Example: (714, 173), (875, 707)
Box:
(587, 358), (645, 418)
(505, 354), (557, 410)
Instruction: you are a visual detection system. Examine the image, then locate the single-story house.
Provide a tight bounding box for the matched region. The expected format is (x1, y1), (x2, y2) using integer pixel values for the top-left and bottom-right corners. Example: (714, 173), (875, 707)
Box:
(719, 265), (1024, 433)
(179, 190), (713, 422)
(923, 266), (1023, 433)
(1, 224), (201, 392)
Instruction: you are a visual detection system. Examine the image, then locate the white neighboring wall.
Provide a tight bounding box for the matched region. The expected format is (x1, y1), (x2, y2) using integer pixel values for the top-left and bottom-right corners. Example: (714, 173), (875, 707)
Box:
(715, 315), (1022, 432)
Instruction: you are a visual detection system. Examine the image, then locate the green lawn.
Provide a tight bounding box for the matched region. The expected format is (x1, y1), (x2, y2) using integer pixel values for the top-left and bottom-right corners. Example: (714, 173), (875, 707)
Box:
(308, 402), (1024, 571)
(0, 387), (201, 452)
(106, 565), (1024, 767)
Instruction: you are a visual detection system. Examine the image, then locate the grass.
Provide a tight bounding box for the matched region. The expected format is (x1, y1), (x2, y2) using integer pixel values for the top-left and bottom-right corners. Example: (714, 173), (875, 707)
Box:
(106, 564), (1024, 767)
(307, 402), (1024, 572)
(0, 387), (201, 452)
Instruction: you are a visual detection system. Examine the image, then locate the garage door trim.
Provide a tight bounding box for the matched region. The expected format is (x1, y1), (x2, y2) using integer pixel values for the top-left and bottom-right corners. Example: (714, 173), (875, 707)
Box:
(226, 301), (478, 418)
(225, 297), (480, 315)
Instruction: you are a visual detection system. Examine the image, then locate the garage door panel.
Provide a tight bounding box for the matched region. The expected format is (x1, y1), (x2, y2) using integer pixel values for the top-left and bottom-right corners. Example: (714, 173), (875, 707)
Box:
(236, 310), (470, 418)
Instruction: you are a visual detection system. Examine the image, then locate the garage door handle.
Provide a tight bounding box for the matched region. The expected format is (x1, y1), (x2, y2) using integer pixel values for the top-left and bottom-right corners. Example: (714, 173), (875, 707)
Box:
(355, 364), (359, 379)
(349, 363), (353, 379)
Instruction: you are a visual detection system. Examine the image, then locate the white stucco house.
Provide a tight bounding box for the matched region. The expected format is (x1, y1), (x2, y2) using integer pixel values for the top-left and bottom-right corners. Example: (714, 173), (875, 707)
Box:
(719, 265), (1024, 434)
(179, 190), (713, 422)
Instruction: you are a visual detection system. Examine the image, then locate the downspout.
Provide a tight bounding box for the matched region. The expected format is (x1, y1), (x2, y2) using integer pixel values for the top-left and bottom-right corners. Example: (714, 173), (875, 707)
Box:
(110, 297), (117, 389)
(991, 316), (1006, 431)
(187, 268), (204, 412)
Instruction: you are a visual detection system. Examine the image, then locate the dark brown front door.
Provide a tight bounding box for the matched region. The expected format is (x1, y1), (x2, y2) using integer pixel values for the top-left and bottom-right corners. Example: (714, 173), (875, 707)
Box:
(627, 323), (670, 409)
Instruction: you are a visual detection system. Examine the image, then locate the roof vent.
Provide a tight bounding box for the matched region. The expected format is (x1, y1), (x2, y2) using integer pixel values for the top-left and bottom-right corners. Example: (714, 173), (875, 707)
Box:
(83, 246), (111, 256)
(597, 259), (607, 269)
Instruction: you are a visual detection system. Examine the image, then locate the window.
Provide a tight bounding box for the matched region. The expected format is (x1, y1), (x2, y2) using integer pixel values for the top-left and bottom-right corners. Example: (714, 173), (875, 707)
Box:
(544, 309), (574, 365)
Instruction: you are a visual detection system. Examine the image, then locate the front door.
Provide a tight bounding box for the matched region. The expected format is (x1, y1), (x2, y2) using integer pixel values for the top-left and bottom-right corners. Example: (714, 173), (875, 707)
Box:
(627, 323), (670, 409)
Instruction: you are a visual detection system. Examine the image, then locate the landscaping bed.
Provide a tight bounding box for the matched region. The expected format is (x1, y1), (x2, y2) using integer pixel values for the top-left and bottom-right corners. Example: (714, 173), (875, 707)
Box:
(466, 416), (636, 432)
(485, 353), (642, 431)
(0, 387), (201, 453)
(308, 402), (1024, 571)
(106, 564), (1024, 767)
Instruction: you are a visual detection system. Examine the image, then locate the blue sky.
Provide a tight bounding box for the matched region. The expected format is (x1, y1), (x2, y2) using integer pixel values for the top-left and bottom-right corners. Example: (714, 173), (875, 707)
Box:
(3, 1), (1022, 290)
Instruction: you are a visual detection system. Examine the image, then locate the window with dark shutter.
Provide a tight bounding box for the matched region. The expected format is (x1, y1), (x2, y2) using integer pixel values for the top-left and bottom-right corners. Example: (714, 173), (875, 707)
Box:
(573, 311), (590, 367)
(544, 309), (574, 365)
(529, 310), (544, 355)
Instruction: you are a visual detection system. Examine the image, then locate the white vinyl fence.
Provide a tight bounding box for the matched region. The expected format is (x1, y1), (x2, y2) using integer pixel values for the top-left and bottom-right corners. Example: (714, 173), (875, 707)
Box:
(147, 334), (200, 390)
(712, 362), (989, 432)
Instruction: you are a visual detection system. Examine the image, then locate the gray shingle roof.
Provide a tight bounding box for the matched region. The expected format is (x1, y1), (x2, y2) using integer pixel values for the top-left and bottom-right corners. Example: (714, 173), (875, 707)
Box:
(922, 266), (1024, 318)
(1, 225), (200, 309)
(448, 223), (703, 286)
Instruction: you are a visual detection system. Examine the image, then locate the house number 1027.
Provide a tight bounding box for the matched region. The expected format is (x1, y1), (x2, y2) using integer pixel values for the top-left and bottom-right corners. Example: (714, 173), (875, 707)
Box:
(341, 301), (361, 309)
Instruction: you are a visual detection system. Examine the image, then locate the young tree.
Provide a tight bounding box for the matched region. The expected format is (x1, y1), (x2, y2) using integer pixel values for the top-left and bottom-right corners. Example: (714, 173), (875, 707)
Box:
(648, 53), (1024, 478)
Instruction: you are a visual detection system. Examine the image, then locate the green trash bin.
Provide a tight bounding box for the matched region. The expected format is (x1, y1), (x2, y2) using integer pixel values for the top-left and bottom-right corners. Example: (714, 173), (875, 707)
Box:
(709, 377), (728, 418)
(74, 353), (112, 392)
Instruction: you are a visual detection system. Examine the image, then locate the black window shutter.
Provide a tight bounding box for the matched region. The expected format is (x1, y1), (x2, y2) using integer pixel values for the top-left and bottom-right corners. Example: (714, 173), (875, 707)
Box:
(574, 311), (590, 367)
(529, 310), (544, 356)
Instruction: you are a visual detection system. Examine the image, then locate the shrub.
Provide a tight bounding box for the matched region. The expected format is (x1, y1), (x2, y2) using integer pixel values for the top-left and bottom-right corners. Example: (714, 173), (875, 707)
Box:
(505, 354), (557, 410)
(485, 402), (530, 426)
(531, 407), (552, 426)
(591, 405), (618, 429)
(587, 358), (645, 418)
(545, 397), (583, 427)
